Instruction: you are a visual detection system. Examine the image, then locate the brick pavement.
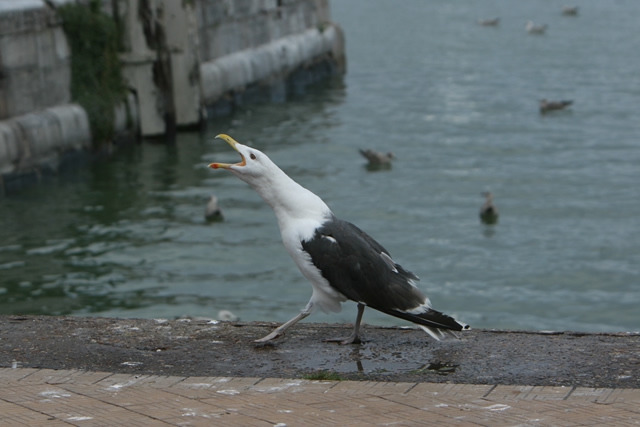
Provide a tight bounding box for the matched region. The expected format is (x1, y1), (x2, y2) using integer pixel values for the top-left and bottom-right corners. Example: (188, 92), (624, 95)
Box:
(1, 368), (639, 426)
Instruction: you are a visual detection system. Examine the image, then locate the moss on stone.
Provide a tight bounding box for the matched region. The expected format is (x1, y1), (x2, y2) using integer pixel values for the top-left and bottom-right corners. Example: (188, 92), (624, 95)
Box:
(58, 0), (127, 147)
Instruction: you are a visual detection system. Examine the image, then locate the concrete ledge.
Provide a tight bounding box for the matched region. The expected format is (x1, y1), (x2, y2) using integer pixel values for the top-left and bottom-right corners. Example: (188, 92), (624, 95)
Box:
(1, 315), (638, 388)
(0, 103), (89, 176)
(200, 24), (344, 105)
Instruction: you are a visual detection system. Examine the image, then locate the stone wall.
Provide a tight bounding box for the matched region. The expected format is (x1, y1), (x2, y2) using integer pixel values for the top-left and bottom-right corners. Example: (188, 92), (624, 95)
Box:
(117, 0), (345, 136)
(0, 0), (91, 192)
(0, 0), (345, 191)
(0, 1), (71, 119)
(197, 0), (331, 62)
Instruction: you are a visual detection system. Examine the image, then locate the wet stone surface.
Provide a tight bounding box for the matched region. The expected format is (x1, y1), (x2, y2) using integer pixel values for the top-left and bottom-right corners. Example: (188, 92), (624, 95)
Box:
(1, 315), (638, 388)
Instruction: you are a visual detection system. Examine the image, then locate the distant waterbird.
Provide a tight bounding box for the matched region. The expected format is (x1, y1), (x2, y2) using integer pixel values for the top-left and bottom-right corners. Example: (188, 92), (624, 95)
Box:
(526, 21), (548, 34)
(209, 134), (468, 344)
(359, 149), (394, 167)
(479, 192), (499, 225)
(562, 6), (579, 16)
(540, 99), (573, 114)
(478, 17), (500, 27)
(205, 195), (224, 222)
(218, 310), (239, 321)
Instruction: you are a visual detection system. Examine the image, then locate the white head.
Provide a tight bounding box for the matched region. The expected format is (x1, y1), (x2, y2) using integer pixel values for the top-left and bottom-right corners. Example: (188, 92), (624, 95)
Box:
(208, 134), (280, 186)
(208, 134), (331, 222)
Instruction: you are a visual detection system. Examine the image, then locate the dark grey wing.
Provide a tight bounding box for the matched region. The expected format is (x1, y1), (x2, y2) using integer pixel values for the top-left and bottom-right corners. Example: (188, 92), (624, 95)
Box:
(301, 217), (465, 332)
(301, 217), (422, 311)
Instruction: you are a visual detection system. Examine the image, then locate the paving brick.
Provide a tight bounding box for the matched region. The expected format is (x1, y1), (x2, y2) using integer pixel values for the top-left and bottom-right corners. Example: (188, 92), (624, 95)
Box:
(0, 398), (68, 426)
(0, 368), (40, 383)
(365, 381), (417, 396)
(249, 377), (312, 393)
(485, 384), (535, 401)
(19, 369), (113, 386)
(124, 375), (187, 389)
(2, 369), (640, 426)
(568, 387), (615, 402)
(178, 376), (262, 391)
(408, 382), (484, 398)
(599, 388), (640, 404)
(522, 385), (574, 401)
(325, 380), (376, 394)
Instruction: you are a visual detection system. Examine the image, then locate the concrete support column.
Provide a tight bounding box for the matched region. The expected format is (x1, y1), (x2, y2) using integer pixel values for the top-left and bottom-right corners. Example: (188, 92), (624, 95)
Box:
(118, 0), (201, 137)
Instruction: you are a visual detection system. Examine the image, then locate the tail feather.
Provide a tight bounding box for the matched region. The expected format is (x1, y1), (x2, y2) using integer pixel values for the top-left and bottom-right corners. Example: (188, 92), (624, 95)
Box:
(378, 307), (469, 339)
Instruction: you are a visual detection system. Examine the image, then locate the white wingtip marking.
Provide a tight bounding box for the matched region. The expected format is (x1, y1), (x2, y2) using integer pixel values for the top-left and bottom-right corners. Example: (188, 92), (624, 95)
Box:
(379, 252), (398, 273)
(418, 325), (445, 341)
(405, 299), (433, 315)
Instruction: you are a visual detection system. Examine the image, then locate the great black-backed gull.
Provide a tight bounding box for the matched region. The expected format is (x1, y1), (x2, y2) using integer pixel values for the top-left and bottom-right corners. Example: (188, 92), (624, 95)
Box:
(479, 192), (499, 225)
(209, 134), (468, 344)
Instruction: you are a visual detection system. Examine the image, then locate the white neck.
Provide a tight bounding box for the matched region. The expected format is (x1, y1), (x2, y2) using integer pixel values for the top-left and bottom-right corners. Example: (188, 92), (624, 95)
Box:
(236, 162), (332, 231)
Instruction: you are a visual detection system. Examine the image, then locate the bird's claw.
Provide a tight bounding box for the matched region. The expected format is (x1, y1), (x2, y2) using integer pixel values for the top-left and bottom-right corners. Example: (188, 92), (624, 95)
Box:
(323, 336), (362, 345)
(254, 331), (283, 343)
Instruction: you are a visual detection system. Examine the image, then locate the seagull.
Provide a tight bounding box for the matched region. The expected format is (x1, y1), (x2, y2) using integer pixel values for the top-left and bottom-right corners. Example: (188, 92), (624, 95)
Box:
(205, 195), (224, 222)
(526, 21), (547, 34)
(218, 310), (239, 321)
(479, 192), (499, 225)
(540, 99), (573, 114)
(359, 149), (394, 166)
(562, 6), (578, 16)
(478, 17), (500, 26)
(209, 134), (468, 344)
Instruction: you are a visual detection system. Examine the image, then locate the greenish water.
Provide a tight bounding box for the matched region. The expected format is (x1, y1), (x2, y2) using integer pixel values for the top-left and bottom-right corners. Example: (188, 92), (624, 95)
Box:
(1, 0), (639, 332)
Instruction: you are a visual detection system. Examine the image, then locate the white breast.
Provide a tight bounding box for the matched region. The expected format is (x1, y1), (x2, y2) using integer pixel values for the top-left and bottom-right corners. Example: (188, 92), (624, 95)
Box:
(280, 219), (347, 313)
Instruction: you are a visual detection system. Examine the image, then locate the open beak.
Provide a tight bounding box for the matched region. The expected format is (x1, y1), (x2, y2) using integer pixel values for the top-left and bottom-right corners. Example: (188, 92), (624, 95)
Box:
(208, 134), (246, 169)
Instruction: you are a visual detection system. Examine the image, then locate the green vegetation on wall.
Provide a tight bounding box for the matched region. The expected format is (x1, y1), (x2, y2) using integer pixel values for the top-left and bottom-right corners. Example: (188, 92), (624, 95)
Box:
(58, 0), (127, 147)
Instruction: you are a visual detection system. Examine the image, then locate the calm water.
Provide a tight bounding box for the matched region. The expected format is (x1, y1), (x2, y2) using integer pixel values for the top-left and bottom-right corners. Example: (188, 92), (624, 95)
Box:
(1, 0), (639, 332)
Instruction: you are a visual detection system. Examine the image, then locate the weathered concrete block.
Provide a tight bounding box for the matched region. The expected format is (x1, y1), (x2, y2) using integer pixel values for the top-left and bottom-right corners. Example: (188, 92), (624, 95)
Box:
(196, 0), (326, 62)
(0, 32), (38, 69)
(120, 52), (165, 136)
(0, 1), (57, 36)
(47, 103), (90, 151)
(15, 109), (64, 164)
(3, 66), (41, 114)
(0, 0), (71, 119)
(113, 92), (139, 137)
(200, 25), (342, 105)
(0, 87), (6, 119)
(0, 120), (26, 174)
(164, 0), (201, 126)
(0, 104), (90, 176)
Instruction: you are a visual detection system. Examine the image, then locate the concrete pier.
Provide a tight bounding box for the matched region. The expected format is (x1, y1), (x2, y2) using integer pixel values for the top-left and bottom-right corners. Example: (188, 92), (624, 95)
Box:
(1, 316), (638, 388)
(0, 0), (345, 191)
(1, 316), (639, 425)
(0, 103), (90, 177)
(118, 0), (345, 135)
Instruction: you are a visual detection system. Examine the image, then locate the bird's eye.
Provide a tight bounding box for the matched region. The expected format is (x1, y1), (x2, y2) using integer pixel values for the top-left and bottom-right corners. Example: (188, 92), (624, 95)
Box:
(250, 153), (257, 160)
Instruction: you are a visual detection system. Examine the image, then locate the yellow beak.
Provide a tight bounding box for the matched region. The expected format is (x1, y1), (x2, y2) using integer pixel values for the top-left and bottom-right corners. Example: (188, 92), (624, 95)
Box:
(208, 134), (246, 169)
